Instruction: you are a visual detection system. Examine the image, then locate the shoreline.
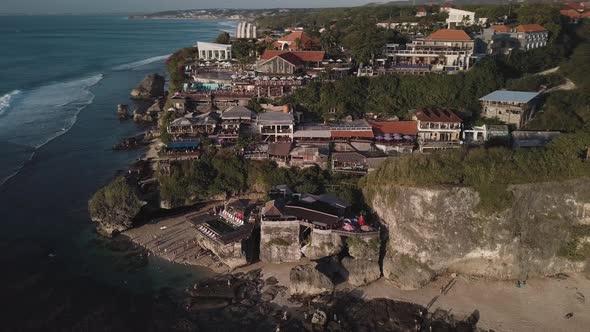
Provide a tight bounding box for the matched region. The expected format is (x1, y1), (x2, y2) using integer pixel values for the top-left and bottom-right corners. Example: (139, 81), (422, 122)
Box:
(125, 211), (590, 331)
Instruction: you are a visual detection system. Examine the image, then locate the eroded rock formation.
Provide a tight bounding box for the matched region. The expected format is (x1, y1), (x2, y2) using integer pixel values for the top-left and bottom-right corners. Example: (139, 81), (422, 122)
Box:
(365, 179), (590, 289)
(130, 73), (165, 99)
(289, 265), (333, 296)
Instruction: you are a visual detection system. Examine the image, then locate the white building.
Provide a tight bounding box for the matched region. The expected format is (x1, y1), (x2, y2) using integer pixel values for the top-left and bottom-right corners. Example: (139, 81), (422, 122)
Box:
(514, 24), (549, 50)
(196, 42), (232, 61)
(257, 111), (295, 142)
(236, 21), (258, 39)
(446, 8), (477, 27)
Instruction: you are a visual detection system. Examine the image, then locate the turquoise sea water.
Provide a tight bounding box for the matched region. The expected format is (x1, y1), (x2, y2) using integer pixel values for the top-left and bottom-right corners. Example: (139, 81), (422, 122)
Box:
(0, 16), (235, 329)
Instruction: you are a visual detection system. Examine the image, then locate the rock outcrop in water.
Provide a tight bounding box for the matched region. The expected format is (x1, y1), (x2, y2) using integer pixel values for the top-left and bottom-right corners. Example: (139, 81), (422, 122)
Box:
(364, 179), (590, 289)
(116, 104), (129, 119)
(130, 73), (165, 99)
(88, 176), (145, 236)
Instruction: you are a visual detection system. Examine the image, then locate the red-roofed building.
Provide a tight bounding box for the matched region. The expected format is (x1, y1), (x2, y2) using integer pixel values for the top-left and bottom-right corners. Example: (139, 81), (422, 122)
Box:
(370, 121), (418, 153)
(329, 120), (374, 140)
(560, 9), (590, 21)
(416, 7), (428, 17)
(412, 109), (462, 152)
(514, 24), (548, 50)
(260, 50), (325, 62)
(388, 29), (474, 73)
(489, 25), (510, 33)
(272, 31), (321, 51)
(440, 2), (453, 12)
(257, 50), (325, 75)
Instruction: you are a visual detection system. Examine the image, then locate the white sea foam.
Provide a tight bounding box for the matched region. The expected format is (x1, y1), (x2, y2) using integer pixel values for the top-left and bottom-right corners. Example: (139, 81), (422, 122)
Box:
(0, 74), (103, 188)
(112, 54), (171, 71)
(0, 90), (21, 116)
(0, 74), (103, 149)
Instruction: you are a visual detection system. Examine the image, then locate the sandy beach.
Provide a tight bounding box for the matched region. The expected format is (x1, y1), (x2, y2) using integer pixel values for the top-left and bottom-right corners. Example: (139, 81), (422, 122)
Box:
(236, 260), (590, 332)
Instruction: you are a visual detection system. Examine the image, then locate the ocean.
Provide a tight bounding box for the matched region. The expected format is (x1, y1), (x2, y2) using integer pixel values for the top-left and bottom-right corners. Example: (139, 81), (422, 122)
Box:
(0, 16), (234, 329)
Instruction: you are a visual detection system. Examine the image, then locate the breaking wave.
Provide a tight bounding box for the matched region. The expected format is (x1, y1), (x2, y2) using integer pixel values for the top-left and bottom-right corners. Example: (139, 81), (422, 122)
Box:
(112, 54), (171, 71)
(0, 74), (102, 187)
(0, 90), (21, 116)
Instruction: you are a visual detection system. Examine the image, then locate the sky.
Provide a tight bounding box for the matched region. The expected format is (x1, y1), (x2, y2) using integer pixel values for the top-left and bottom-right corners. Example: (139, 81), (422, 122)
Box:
(1, 0), (377, 14)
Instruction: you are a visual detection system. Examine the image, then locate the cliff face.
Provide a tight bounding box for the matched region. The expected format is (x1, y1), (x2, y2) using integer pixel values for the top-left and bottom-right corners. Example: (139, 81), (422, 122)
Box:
(130, 73), (165, 99)
(260, 221), (302, 263)
(301, 231), (343, 260)
(366, 179), (590, 289)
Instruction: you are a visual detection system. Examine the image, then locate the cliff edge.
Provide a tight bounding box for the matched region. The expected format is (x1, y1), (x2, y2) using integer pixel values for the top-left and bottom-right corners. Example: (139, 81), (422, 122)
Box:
(364, 179), (590, 289)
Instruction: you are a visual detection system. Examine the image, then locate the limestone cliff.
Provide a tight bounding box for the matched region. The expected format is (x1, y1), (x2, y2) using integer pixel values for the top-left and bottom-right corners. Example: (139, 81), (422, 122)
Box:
(260, 220), (302, 263)
(365, 179), (590, 289)
(130, 73), (165, 99)
(301, 231), (343, 260)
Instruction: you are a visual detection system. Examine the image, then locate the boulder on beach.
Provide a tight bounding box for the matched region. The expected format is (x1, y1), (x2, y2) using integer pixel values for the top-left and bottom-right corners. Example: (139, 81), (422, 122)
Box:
(130, 73), (165, 99)
(289, 265), (333, 296)
(341, 256), (381, 286)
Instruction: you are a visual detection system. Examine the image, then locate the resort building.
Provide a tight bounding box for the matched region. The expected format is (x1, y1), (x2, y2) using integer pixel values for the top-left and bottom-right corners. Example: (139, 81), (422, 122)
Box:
(268, 142), (292, 164)
(331, 152), (368, 174)
(167, 112), (220, 136)
(412, 109), (462, 152)
(219, 106), (256, 141)
(445, 8), (479, 27)
(416, 7), (428, 17)
(330, 119), (375, 141)
(257, 111), (295, 142)
(257, 50), (325, 75)
(272, 31), (321, 51)
(370, 121), (418, 153)
(196, 42), (232, 61)
(293, 124), (332, 143)
(289, 145), (329, 169)
(236, 21), (257, 39)
(387, 29), (475, 73)
(462, 124), (510, 144)
(479, 90), (541, 128)
(477, 24), (548, 54)
(513, 24), (548, 50)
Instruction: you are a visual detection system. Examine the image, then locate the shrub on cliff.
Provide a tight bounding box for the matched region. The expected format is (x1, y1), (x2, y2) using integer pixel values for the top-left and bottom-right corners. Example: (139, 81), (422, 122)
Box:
(362, 132), (590, 213)
(88, 177), (144, 235)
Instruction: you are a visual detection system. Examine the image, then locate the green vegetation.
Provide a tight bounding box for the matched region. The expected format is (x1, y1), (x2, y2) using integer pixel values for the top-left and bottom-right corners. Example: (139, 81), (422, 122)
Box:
(506, 73), (564, 92)
(166, 47), (198, 93)
(159, 151), (247, 205)
(558, 226), (590, 261)
(362, 133), (590, 213)
(286, 58), (505, 120)
(214, 32), (231, 44)
(526, 91), (590, 132)
(88, 177), (144, 231)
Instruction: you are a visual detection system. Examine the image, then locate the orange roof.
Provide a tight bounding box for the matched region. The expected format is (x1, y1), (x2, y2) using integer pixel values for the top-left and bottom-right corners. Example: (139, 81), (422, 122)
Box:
(330, 130), (374, 139)
(563, 2), (585, 11)
(279, 31), (320, 50)
(260, 50), (325, 62)
(515, 24), (546, 33)
(370, 121), (418, 136)
(560, 9), (590, 18)
(490, 25), (510, 33)
(417, 7), (427, 12)
(426, 29), (471, 41)
(414, 109), (462, 123)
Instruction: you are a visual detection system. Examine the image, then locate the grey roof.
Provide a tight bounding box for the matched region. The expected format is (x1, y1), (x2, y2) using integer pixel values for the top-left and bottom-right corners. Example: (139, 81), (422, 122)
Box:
(222, 106), (255, 120)
(479, 90), (540, 104)
(257, 111), (294, 124)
